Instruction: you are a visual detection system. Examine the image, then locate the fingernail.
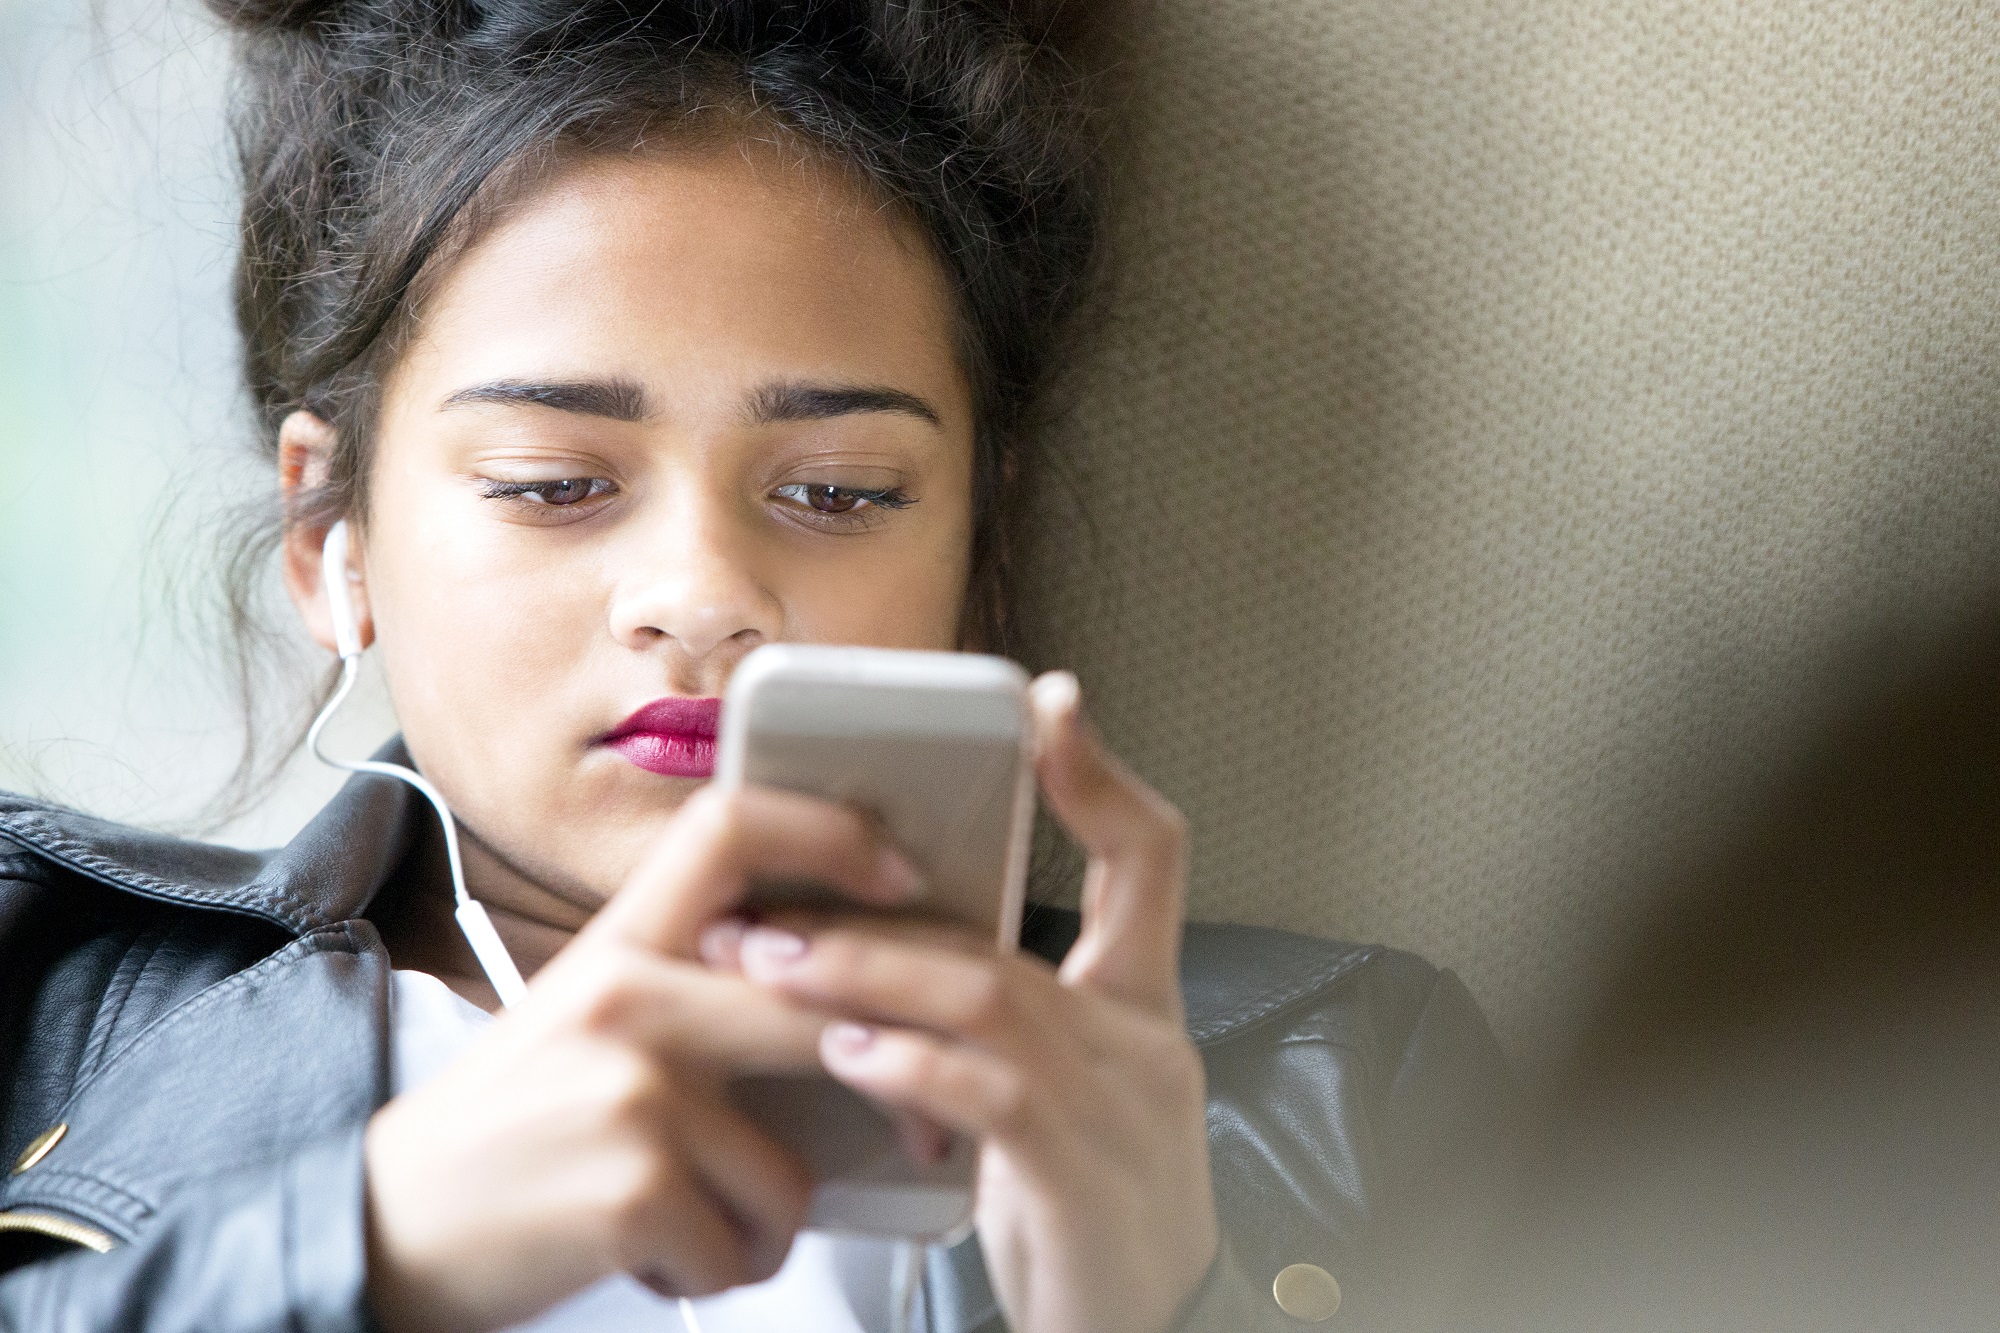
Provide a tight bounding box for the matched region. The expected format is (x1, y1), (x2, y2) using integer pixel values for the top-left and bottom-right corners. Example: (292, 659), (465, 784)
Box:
(823, 1021), (875, 1057)
(699, 918), (747, 969)
(1032, 670), (1081, 718)
(877, 847), (924, 902)
(740, 926), (807, 971)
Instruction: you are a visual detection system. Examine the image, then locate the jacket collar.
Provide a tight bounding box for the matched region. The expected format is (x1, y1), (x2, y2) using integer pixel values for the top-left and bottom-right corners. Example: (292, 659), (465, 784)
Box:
(0, 739), (424, 935)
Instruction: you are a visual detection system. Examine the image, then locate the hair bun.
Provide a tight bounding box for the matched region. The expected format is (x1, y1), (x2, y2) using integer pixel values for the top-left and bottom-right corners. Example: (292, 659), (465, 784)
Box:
(204, 0), (348, 32)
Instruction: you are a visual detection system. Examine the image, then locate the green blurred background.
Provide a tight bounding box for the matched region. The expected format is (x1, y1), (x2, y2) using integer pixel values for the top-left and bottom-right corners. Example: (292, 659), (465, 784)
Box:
(0, 0), (393, 846)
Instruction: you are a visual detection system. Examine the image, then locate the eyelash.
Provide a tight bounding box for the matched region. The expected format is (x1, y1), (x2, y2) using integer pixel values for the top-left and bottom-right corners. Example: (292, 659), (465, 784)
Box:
(770, 482), (915, 530)
(478, 477), (617, 508)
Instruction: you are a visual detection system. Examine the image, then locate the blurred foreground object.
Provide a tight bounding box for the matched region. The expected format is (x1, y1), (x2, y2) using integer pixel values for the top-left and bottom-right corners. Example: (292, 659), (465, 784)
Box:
(1454, 621), (2000, 1331)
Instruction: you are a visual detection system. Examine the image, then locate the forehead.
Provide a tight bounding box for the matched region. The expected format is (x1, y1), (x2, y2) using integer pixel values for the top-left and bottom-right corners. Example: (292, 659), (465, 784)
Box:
(387, 142), (968, 424)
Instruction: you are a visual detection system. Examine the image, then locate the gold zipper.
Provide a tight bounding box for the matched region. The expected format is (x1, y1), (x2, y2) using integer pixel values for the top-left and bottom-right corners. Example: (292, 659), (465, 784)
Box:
(0, 1208), (117, 1253)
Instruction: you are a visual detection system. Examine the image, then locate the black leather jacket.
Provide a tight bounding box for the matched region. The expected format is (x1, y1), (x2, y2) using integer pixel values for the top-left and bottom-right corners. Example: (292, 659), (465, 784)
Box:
(0, 765), (1510, 1332)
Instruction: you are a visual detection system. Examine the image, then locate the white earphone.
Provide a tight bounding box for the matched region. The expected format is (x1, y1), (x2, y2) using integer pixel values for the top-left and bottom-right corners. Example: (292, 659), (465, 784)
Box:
(307, 520), (528, 1006)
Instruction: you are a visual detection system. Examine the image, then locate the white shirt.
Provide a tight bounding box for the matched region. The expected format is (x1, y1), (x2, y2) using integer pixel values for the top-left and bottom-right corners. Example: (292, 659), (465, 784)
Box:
(389, 969), (921, 1333)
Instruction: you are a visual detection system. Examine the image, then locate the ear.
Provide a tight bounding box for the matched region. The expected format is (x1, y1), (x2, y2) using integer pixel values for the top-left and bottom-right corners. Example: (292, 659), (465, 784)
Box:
(278, 410), (373, 656)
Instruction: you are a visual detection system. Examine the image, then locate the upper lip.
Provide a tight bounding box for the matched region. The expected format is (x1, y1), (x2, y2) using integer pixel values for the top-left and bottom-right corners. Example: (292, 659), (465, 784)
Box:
(602, 696), (723, 742)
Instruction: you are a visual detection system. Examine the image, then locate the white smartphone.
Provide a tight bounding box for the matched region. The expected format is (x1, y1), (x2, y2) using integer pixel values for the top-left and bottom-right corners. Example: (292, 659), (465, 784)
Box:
(715, 643), (1036, 1240)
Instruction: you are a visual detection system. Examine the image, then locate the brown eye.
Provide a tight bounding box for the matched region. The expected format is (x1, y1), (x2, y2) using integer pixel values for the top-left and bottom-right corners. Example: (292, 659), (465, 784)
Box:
(535, 479), (596, 505)
(805, 484), (859, 513)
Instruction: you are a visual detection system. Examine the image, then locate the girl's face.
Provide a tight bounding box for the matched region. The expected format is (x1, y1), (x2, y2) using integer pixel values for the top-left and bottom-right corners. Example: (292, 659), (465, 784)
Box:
(286, 145), (976, 910)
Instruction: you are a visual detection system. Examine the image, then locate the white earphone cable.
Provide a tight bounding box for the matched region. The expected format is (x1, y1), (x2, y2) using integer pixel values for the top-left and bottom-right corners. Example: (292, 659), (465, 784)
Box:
(307, 652), (529, 1007)
(889, 1239), (923, 1333)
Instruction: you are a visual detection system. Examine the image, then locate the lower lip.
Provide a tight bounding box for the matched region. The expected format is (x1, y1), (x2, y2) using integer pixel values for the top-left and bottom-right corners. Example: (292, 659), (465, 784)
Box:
(605, 732), (716, 778)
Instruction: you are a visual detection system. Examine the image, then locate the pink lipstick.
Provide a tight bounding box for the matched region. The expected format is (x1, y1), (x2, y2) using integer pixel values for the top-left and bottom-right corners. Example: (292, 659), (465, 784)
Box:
(601, 697), (721, 778)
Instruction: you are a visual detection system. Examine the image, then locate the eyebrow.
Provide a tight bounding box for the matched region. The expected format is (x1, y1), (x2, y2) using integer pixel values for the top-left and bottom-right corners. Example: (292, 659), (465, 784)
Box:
(440, 378), (649, 422)
(748, 380), (942, 428)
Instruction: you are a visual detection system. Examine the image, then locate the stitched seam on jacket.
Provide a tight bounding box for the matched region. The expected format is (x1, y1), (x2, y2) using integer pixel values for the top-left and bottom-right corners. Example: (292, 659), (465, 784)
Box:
(1187, 945), (1382, 1047)
(55, 923), (364, 1116)
(0, 812), (309, 930)
(0, 1168), (153, 1233)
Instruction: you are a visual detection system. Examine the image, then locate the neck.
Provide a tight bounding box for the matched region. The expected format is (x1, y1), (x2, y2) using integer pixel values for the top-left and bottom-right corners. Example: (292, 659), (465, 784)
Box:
(460, 828), (598, 974)
(370, 815), (598, 1013)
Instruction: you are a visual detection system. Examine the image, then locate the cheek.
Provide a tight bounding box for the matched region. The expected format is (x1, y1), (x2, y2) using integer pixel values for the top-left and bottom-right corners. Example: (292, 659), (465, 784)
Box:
(789, 505), (975, 651)
(363, 487), (602, 779)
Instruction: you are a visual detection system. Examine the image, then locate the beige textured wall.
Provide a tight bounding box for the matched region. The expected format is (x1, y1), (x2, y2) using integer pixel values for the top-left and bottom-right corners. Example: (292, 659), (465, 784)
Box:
(1015, 0), (2000, 1056)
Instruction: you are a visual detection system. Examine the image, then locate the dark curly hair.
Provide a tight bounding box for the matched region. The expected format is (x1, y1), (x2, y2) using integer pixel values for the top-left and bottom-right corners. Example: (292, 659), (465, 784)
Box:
(200, 0), (1099, 808)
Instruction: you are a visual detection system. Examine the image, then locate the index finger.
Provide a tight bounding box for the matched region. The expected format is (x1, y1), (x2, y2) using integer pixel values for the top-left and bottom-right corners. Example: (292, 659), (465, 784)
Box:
(586, 784), (923, 959)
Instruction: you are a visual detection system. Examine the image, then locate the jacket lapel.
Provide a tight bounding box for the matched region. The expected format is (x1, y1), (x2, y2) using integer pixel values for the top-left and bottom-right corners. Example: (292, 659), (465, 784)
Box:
(0, 923), (389, 1244)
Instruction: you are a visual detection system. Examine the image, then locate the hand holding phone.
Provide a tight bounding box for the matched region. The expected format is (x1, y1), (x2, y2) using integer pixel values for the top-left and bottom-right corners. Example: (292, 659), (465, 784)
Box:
(720, 663), (1223, 1333)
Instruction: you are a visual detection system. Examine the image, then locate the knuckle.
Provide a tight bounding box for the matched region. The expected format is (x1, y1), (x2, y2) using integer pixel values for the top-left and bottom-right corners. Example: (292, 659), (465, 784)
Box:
(986, 1066), (1033, 1131)
(606, 1151), (684, 1239)
(1076, 760), (1122, 809)
(829, 797), (875, 842)
(1141, 795), (1189, 855)
(948, 967), (1009, 1030)
(592, 1048), (672, 1128)
(621, 1152), (706, 1243)
(570, 954), (645, 1035)
(809, 930), (859, 973)
(898, 1038), (949, 1091)
(830, 810), (885, 879)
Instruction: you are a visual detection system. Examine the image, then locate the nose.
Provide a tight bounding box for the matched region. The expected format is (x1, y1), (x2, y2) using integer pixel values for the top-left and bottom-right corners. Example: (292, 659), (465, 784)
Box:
(605, 488), (783, 667)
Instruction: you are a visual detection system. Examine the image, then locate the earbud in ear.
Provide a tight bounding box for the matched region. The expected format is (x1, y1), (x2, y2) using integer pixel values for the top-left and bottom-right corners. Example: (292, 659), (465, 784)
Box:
(321, 519), (364, 660)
